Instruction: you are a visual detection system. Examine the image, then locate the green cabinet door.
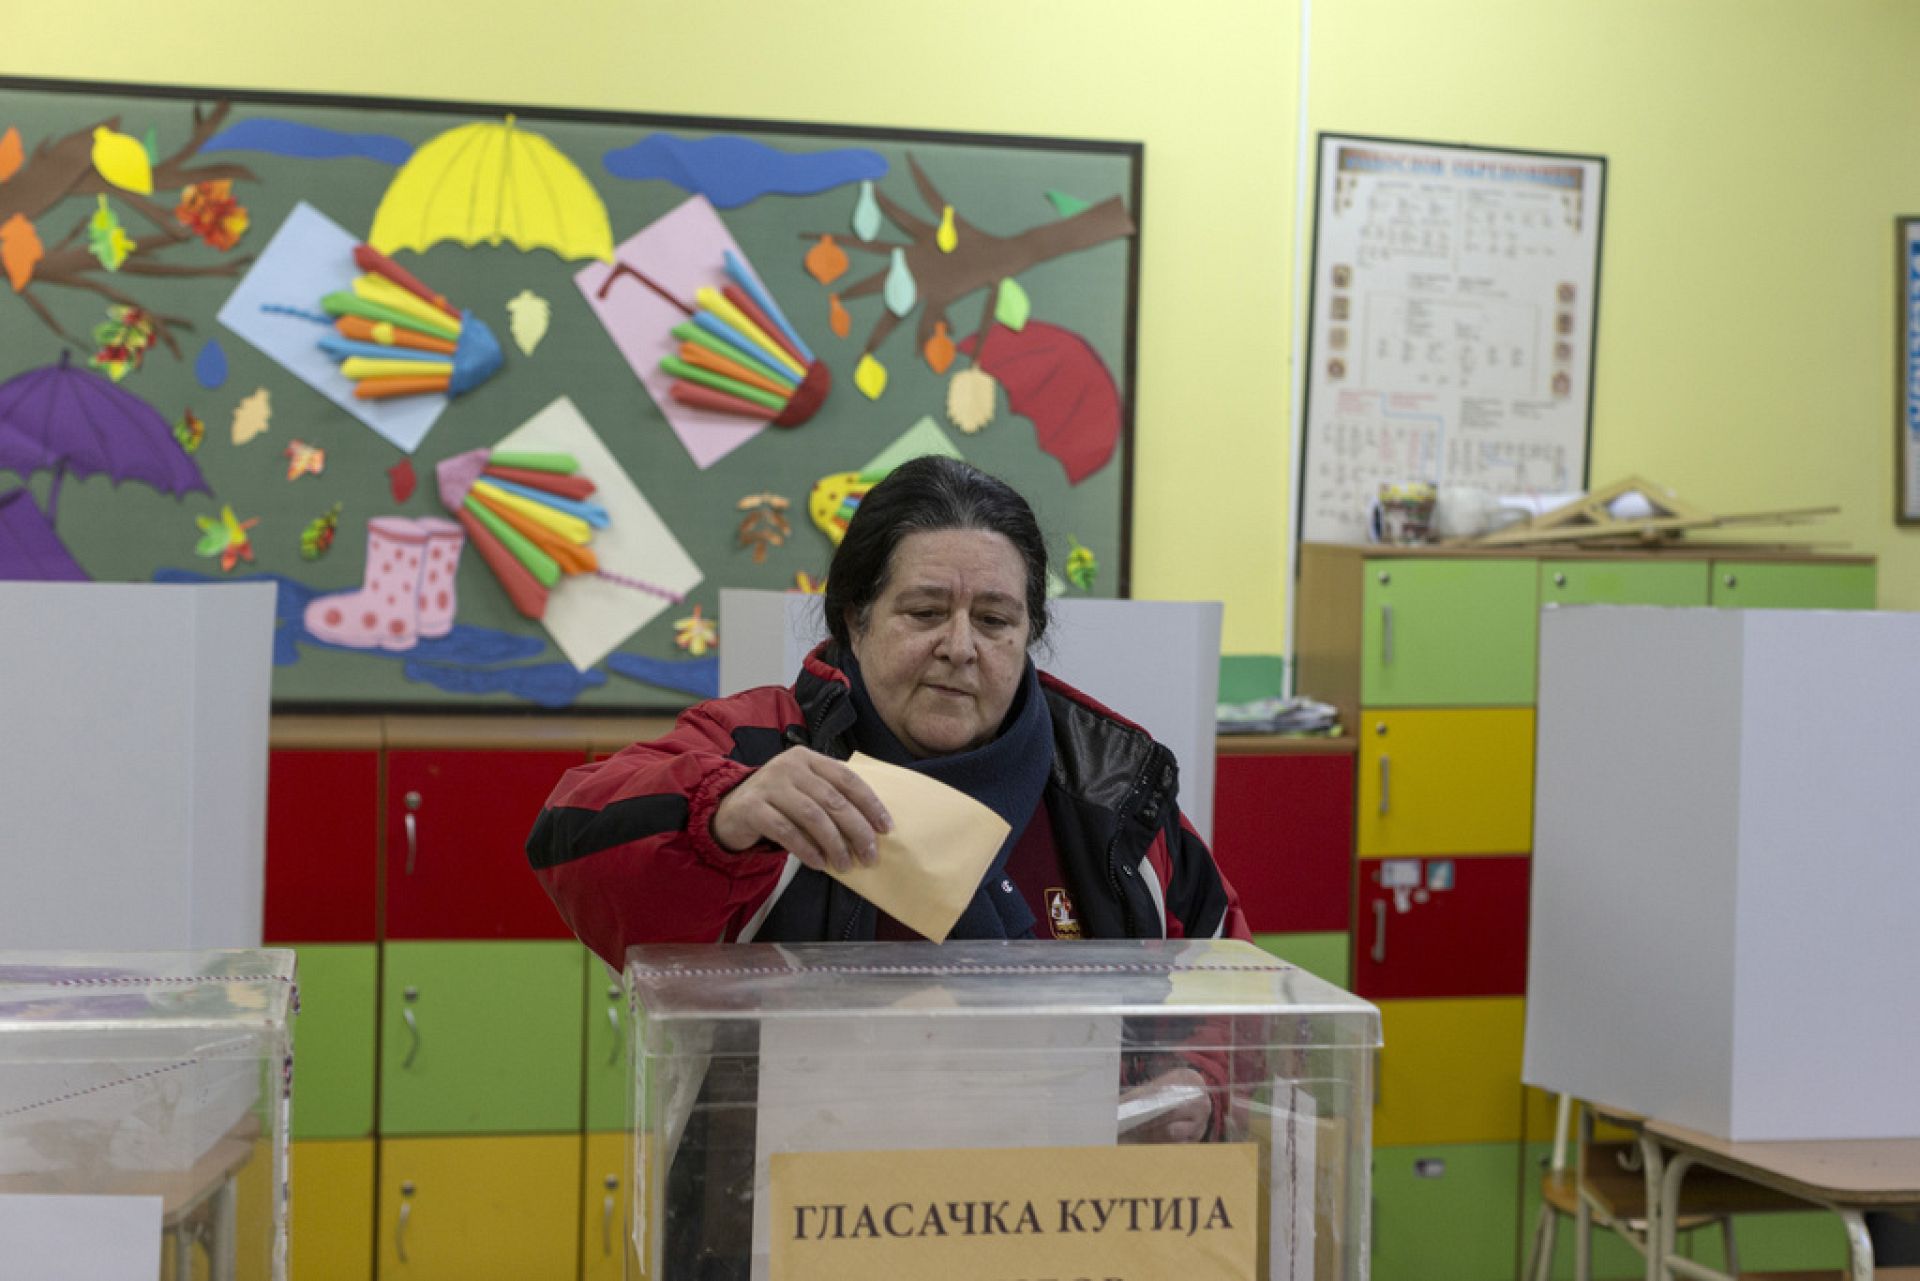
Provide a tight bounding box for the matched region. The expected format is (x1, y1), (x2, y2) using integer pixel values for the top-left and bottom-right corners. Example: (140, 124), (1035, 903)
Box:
(583, 953), (630, 1133)
(291, 944), (377, 1140)
(1373, 1141), (1523, 1281)
(1538, 559), (1708, 607)
(381, 940), (585, 1135)
(1710, 561), (1877, 609)
(1361, 559), (1539, 707)
(1253, 932), (1351, 990)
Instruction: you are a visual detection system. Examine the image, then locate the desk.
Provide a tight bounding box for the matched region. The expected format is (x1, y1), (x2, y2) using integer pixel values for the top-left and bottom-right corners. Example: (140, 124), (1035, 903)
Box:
(1646, 1119), (1920, 1281)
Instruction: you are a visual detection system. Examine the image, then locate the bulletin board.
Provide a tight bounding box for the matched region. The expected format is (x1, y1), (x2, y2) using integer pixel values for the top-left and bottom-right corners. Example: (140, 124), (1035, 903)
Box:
(0, 77), (1141, 710)
(1297, 134), (1604, 545)
(1898, 216), (1920, 524)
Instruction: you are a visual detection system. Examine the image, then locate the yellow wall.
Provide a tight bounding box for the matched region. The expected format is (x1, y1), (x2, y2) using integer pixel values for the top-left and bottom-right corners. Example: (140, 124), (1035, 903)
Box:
(8, 0), (1917, 655)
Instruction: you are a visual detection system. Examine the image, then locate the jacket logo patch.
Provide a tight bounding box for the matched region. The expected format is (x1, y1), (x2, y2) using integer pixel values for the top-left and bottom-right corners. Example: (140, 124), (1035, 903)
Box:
(1045, 887), (1082, 940)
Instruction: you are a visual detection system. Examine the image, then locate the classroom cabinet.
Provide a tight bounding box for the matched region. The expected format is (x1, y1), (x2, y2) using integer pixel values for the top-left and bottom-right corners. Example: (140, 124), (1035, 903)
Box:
(1254, 931), (1352, 989)
(265, 746), (379, 942)
(1354, 856), (1529, 999)
(584, 955), (631, 1133)
(378, 1134), (582, 1280)
(1538, 558), (1709, 606)
(1359, 558), (1539, 706)
(380, 940), (586, 1135)
(1213, 747), (1353, 932)
(1373, 1142), (1524, 1281)
(1374, 997), (1528, 1147)
(289, 943), (378, 1140)
(385, 748), (582, 940)
(1709, 559), (1877, 608)
(288, 1139), (376, 1281)
(1356, 709), (1534, 857)
(580, 1132), (632, 1281)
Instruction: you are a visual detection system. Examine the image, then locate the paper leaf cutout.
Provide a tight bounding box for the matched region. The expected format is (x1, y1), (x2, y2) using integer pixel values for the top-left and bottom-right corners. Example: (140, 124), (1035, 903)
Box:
(231, 388), (272, 445)
(507, 288), (551, 355)
(923, 321), (956, 375)
(284, 439), (325, 480)
(945, 366), (997, 434)
(828, 293), (851, 338)
(994, 278), (1031, 332)
(301, 502), (343, 560)
(91, 125), (154, 195)
(1, 213), (42, 291)
(806, 234), (849, 284)
(87, 197), (135, 271)
(936, 205), (958, 253)
(89, 305), (156, 381)
(882, 248), (916, 317)
(674, 604), (717, 656)
(388, 458), (417, 504)
(194, 504), (258, 572)
(957, 322), (1119, 484)
(0, 128), (21, 184)
(851, 180), (882, 242)
(173, 409), (205, 453)
(854, 352), (888, 399)
(1046, 190), (1092, 218)
(142, 128), (159, 164)
(175, 181), (249, 250)
(1065, 535), (1097, 591)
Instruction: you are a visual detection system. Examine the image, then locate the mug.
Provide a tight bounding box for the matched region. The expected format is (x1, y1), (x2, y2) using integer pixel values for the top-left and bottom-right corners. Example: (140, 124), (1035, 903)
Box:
(1367, 482), (1437, 545)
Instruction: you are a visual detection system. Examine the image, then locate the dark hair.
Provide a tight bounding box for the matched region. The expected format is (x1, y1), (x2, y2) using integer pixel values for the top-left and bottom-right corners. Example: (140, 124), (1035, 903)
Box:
(824, 456), (1050, 649)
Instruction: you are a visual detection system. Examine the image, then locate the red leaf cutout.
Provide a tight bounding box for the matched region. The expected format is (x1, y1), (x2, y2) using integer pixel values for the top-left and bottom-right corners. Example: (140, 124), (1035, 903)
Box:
(958, 321), (1120, 485)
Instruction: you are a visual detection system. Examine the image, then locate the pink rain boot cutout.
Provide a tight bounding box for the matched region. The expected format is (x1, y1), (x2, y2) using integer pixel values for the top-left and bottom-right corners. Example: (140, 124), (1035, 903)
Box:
(303, 516), (428, 651)
(412, 517), (466, 639)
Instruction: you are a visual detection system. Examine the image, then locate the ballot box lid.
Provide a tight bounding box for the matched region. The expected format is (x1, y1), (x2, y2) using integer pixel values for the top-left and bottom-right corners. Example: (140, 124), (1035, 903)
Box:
(625, 939), (1379, 1045)
(0, 950), (297, 1040)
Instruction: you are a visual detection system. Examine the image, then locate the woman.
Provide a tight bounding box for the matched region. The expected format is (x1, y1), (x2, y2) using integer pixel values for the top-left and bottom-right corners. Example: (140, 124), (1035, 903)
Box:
(527, 455), (1248, 962)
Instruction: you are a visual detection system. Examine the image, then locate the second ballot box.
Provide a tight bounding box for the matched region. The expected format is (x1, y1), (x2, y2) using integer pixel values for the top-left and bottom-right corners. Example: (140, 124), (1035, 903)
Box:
(625, 938), (1380, 1281)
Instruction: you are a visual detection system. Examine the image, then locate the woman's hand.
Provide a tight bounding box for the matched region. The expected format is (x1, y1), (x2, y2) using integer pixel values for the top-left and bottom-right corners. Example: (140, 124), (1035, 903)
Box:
(710, 747), (893, 873)
(1118, 1067), (1212, 1144)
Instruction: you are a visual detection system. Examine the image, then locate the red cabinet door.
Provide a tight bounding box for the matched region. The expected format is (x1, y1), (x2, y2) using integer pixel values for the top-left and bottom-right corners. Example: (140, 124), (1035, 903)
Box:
(265, 749), (379, 943)
(1211, 752), (1353, 933)
(1353, 855), (1529, 998)
(386, 750), (583, 939)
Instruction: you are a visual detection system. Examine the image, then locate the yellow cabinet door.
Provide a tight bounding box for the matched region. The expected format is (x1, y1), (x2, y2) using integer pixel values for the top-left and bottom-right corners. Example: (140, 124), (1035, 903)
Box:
(1373, 997), (1527, 1146)
(290, 1139), (374, 1281)
(1357, 708), (1535, 856)
(581, 1131), (635, 1281)
(379, 1134), (581, 1281)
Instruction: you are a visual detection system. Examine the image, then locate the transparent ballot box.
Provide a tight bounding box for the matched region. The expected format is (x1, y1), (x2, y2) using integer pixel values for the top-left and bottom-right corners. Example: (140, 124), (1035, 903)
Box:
(626, 939), (1381, 1281)
(0, 950), (295, 1280)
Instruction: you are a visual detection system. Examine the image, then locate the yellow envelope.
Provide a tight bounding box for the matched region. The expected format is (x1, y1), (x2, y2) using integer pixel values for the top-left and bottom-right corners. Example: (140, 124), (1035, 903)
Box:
(829, 752), (1012, 942)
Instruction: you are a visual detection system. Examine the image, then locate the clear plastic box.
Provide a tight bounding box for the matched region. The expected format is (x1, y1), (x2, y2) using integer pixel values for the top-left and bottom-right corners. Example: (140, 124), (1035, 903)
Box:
(0, 950), (296, 1280)
(626, 939), (1380, 1281)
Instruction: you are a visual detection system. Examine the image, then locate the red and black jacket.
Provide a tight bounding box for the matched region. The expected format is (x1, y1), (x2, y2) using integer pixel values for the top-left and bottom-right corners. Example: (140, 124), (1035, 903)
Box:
(527, 644), (1249, 969)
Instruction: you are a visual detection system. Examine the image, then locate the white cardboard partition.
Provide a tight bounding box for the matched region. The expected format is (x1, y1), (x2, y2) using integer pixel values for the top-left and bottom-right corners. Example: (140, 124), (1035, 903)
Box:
(718, 590), (1223, 842)
(0, 582), (276, 949)
(1524, 606), (1920, 1141)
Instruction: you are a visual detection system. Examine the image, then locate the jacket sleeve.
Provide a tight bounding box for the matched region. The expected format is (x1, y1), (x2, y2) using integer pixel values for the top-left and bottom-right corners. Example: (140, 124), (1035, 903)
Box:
(1159, 809), (1252, 942)
(525, 691), (797, 969)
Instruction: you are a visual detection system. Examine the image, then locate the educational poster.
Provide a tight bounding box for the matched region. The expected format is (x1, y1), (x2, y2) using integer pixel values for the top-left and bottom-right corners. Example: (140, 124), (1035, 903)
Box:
(1299, 135), (1605, 545)
(1898, 217), (1920, 524)
(0, 79), (1140, 709)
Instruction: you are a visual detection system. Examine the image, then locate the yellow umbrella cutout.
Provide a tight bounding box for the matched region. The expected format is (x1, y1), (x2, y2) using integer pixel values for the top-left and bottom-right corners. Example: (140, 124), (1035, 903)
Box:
(370, 116), (614, 263)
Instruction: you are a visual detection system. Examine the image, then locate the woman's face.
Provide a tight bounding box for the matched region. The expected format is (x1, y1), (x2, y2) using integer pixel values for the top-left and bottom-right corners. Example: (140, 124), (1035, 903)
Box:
(848, 528), (1032, 758)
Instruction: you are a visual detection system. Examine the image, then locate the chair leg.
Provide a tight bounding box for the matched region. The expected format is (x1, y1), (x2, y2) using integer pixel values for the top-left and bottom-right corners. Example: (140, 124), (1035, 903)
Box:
(1525, 1203), (1559, 1281)
(1717, 1213), (1738, 1277)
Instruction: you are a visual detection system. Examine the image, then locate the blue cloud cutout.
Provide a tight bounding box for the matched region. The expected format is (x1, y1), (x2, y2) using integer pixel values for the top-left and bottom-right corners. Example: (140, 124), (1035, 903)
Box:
(204, 119), (414, 166)
(602, 134), (887, 209)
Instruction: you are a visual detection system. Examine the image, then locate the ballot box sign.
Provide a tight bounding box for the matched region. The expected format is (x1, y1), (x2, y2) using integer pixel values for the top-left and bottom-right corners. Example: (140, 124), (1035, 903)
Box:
(767, 1143), (1259, 1281)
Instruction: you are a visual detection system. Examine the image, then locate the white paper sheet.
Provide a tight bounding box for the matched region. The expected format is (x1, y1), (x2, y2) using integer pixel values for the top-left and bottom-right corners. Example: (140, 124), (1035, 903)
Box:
(0, 1193), (161, 1280)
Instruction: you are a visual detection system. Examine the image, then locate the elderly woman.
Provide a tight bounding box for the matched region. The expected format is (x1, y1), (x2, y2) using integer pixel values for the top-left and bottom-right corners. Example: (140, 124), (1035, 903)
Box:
(528, 455), (1248, 960)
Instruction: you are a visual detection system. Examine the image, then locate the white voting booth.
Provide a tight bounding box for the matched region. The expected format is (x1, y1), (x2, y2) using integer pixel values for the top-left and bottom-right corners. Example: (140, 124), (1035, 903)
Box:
(1524, 606), (1920, 1141)
(0, 581), (276, 950)
(718, 589), (1224, 842)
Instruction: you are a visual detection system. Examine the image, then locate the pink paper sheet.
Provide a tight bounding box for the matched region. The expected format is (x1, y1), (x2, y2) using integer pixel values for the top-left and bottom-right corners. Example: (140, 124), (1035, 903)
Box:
(574, 196), (776, 470)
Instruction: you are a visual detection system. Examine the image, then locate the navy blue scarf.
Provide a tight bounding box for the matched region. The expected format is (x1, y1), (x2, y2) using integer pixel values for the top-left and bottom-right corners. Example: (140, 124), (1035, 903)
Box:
(844, 653), (1054, 940)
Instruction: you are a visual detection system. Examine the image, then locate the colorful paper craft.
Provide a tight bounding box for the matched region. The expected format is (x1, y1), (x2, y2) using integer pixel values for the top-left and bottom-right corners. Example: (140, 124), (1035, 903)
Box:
(217, 203), (450, 454)
(577, 196), (811, 469)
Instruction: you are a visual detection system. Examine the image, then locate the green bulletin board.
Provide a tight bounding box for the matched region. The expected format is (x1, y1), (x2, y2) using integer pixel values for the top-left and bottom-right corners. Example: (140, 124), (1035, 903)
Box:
(0, 77), (1141, 710)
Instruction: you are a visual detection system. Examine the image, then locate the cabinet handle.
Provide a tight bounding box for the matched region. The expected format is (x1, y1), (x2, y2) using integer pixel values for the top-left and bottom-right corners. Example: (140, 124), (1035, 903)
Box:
(1371, 900), (1387, 965)
(1553, 571), (1567, 588)
(1380, 604), (1395, 665)
(397, 1181), (415, 1263)
(603, 1174), (619, 1255)
(404, 790), (422, 876)
(402, 986), (421, 1069)
(1723, 573), (1737, 589)
(1378, 755), (1391, 816)
(607, 1004), (622, 1065)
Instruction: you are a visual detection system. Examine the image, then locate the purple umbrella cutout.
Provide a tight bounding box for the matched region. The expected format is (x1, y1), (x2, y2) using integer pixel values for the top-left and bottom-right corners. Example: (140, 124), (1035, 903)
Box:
(0, 488), (88, 580)
(0, 350), (210, 528)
